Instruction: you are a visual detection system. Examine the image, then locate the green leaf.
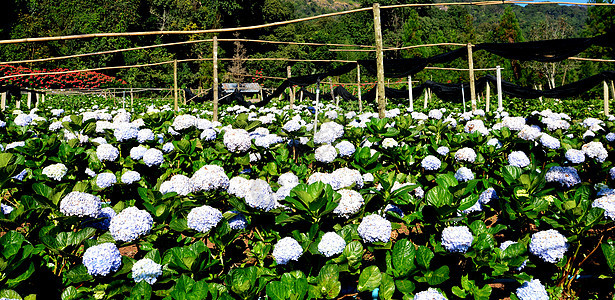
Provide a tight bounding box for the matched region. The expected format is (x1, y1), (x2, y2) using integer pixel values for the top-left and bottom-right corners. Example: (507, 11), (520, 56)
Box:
(391, 239), (415, 277)
(422, 265), (449, 285)
(426, 186), (453, 207)
(0, 290), (22, 300)
(416, 246), (434, 269)
(601, 240), (615, 272)
(394, 279), (415, 295)
(61, 286), (79, 300)
(128, 280), (152, 300)
(358, 265), (381, 292)
(63, 265), (93, 284)
(32, 183), (53, 199)
(379, 273), (395, 300)
(435, 173), (458, 188)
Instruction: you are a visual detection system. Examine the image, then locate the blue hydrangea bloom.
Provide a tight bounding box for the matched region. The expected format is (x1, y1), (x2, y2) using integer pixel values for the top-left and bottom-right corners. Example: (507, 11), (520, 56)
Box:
(60, 191), (101, 218)
(82, 243), (122, 276)
(478, 188), (498, 205)
(1, 203), (14, 215)
(121, 170), (141, 184)
(508, 151), (530, 168)
(357, 214), (391, 243)
(114, 124), (138, 142)
(441, 226), (473, 253)
(335, 140), (356, 157)
(109, 207), (153, 242)
(130, 145), (148, 160)
(545, 166), (580, 188)
(565, 149), (585, 164)
(414, 288), (447, 300)
(540, 134), (560, 150)
(272, 237), (303, 265)
(455, 167), (474, 182)
(132, 258), (163, 284)
(529, 229), (568, 263)
(142, 148), (164, 167)
(12, 169), (28, 181)
(96, 144), (119, 162)
(162, 142), (174, 153)
(96, 173), (117, 189)
(436, 146), (449, 156)
(187, 205), (222, 233)
(88, 207), (116, 230)
(516, 279), (549, 300)
(318, 232), (346, 257)
(421, 155), (441, 171)
(227, 210), (247, 230)
(200, 128), (217, 141)
(137, 128), (155, 143)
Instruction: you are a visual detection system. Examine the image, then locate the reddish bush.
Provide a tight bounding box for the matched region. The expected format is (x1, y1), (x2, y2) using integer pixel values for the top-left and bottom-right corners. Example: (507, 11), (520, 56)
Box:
(0, 64), (127, 89)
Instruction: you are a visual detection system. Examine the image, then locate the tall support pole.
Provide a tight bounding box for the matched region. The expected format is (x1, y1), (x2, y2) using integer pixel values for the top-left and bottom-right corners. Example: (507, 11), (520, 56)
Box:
(424, 88), (429, 109)
(357, 64), (362, 113)
(213, 36), (219, 122)
(467, 43), (476, 112)
(605, 81), (610, 116)
(314, 80), (321, 136)
(373, 3), (386, 119)
(496, 65), (503, 111)
(329, 80), (335, 106)
(1, 92), (5, 111)
(122, 91), (126, 110)
(461, 83), (466, 114)
(130, 89), (134, 112)
(486, 83), (491, 112)
(408, 75), (413, 112)
(610, 80), (615, 113)
(287, 65), (295, 109)
(173, 60), (178, 112)
(27, 92), (32, 109)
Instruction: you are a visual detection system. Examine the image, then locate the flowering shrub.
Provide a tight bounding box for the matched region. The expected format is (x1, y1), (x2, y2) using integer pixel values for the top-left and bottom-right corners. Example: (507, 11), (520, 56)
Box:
(0, 64), (127, 89)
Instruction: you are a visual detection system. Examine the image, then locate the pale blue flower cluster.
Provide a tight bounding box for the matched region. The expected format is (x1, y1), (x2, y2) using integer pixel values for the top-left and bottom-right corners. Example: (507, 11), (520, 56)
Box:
(610, 167), (615, 180)
(381, 138), (399, 149)
(227, 210), (247, 230)
(591, 194), (615, 220)
(607, 132), (615, 142)
(42, 163), (68, 181)
(315, 144), (338, 163)
(172, 114), (197, 130)
(508, 151), (530, 168)
(60, 191), (101, 218)
(243, 179), (276, 211)
(160, 175), (194, 196)
(14, 114), (32, 126)
(581, 141), (608, 163)
(565, 149), (585, 164)
(384, 204), (404, 218)
(137, 128), (155, 143)
(436, 146), (450, 156)
(272, 237), (303, 265)
(254, 134), (284, 148)
(200, 128), (217, 141)
(187, 205), (222, 233)
(142, 148), (164, 167)
(12, 169), (28, 181)
(162, 142), (174, 153)
(545, 166), (581, 188)
(335, 140), (356, 157)
(540, 134), (560, 149)
(85, 168), (96, 177)
(516, 279), (549, 300)
(486, 138), (502, 148)
(223, 128), (252, 153)
(282, 119), (301, 132)
(88, 207), (116, 230)
(333, 189), (364, 218)
(529, 229), (568, 263)
(455, 147), (476, 163)
(82, 243), (122, 276)
(132, 258), (163, 284)
(114, 123), (139, 142)
(479, 188), (498, 205)
(314, 122), (344, 144)
(441, 226), (473, 253)
(357, 214), (391, 243)
(318, 232), (346, 257)
(1, 203), (14, 215)
(109, 207), (153, 242)
(421, 155), (441, 171)
(455, 167), (474, 182)
(414, 288), (447, 300)
(190, 165), (230, 192)
(97, 144), (119, 162)
(6, 141), (25, 150)
(120, 170), (141, 184)
(96, 173), (117, 189)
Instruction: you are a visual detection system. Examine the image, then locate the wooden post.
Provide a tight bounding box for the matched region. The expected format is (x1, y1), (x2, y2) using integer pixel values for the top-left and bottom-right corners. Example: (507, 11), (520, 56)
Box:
(329, 80), (335, 105)
(173, 60), (178, 112)
(130, 89), (134, 112)
(538, 84), (543, 103)
(461, 83), (466, 113)
(287, 65), (295, 109)
(213, 36), (219, 121)
(486, 83), (490, 112)
(314, 81), (320, 136)
(408, 75), (413, 111)
(122, 91), (126, 110)
(1, 92), (5, 111)
(27, 92), (32, 109)
(16, 93), (20, 109)
(300, 90), (304, 103)
(605, 81), (609, 116)
(357, 64), (362, 113)
(496, 65), (503, 111)
(611, 81), (615, 111)
(467, 43), (476, 111)
(424, 88), (429, 109)
(373, 3), (386, 119)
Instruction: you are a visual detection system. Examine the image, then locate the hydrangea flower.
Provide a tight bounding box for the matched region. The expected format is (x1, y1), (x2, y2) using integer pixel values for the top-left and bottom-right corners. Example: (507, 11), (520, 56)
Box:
(85, 168), (96, 178)
(172, 114), (197, 130)
(190, 165), (230, 192)
(223, 128), (251, 153)
(545, 166), (580, 188)
(227, 210), (248, 230)
(278, 172), (299, 188)
(610, 167), (615, 180)
(518, 125), (542, 141)
(540, 134), (560, 150)
(160, 174), (194, 196)
(42, 163), (68, 181)
(96, 173), (117, 189)
(1, 203), (14, 215)
(508, 151), (530, 168)
(244, 179), (276, 211)
(187, 205), (222, 233)
(383, 203), (404, 218)
(529, 229), (568, 263)
(501, 116), (525, 131)
(436, 146), (449, 156)
(421, 155), (441, 171)
(60, 191), (101, 218)
(97, 144), (119, 162)
(606, 132), (615, 142)
(6, 141), (25, 150)
(335, 140), (356, 157)
(414, 288), (447, 300)
(137, 129), (155, 143)
(228, 176), (251, 198)
(132, 258), (163, 284)
(591, 194), (615, 220)
(333, 189), (364, 218)
(486, 138), (502, 148)
(200, 128), (217, 141)
(479, 188), (497, 205)
(464, 120), (487, 134)
(455, 147), (476, 163)
(14, 114), (32, 126)
(516, 279), (549, 300)
(121, 170), (141, 184)
(330, 167), (364, 190)
(455, 167), (474, 182)
(142, 148), (164, 167)
(565, 149), (585, 164)
(162, 142), (174, 153)
(82, 243), (122, 276)
(114, 123), (139, 142)
(109, 207), (153, 242)
(282, 119), (301, 132)
(581, 141), (608, 163)
(357, 214), (391, 243)
(441, 226), (473, 253)
(88, 207), (116, 230)
(313, 122), (344, 144)
(315, 144), (338, 163)
(381, 138), (399, 149)
(318, 232), (346, 257)
(272, 237), (303, 265)
(428, 109), (443, 120)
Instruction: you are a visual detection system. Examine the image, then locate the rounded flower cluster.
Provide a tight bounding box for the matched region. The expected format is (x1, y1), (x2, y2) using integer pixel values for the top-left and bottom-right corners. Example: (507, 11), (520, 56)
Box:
(223, 128), (252, 153)
(357, 214), (391, 243)
(14, 114), (32, 126)
(187, 205), (222, 233)
(314, 122), (344, 144)
(464, 120), (487, 134)
(318, 232), (346, 257)
(227, 211), (248, 230)
(436, 146), (449, 156)
(60, 191), (102, 218)
(501, 116), (526, 131)
(190, 165), (230, 192)
(479, 188), (498, 205)
(545, 166), (581, 188)
(143, 148), (164, 167)
(381, 138), (399, 149)
(272, 237), (303, 265)
(278, 172), (299, 188)
(414, 288), (447, 300)
(121, 170), (141, 184)
(96, 173), (117, 189)
(581, 141), (608, 163)
(540, 134), (560, 150)
(88, 207), (116, 230)
(282, 119), (301, 132)
(455, 147), (476, 163)
(42, 163), (68, 181)
(335, 140), (356, 157)
(428, 109), (443, 120)
(529, 229), (568, 263)
(132, 258), (163, 284)
(228, 176), (251, 198)
(162, 142), (174, 153)
(333, 189), (364, 218)
(565, 149), (585, 164)
(97, 144), (119, 162)
(332, 167), (364, 190)
(455, 167), (474, 182)
(1, 203), (14, 215)
(114, 123), (139, 142)
(137, 128), (155, 143)
(508, 151), (530, 168)
(516, 279), (549, 300)
(441, 226), (473, 253)
(172, 114), (197, 130)
(421, 155), (441, 171)
(82, 243), (122, 276)
(109, 207), (153, 242)
(315, 144), (338, 163)
(591, 194), (615, 220)
(200, 129), (217, 141)
(160, 174), (194, 196)
(244, 179), (276, 211)
(518, 125), (542, 141)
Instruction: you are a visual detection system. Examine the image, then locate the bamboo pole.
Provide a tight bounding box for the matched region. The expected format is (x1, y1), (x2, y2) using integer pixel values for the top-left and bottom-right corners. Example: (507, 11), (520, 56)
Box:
(213, 36), (219, 122)
(486, 83), (490, 112)
(424, 88), (429, 109)
(173, 60), (178, 112)
(16, 93), (20, 109)
(467, 44), (476, 111)
(314, 81), (321, 135)
(373, 3), (386, 119)
(1, 92), (5, 111)
(461, 83), (466, 113)
(122, 90), (126, 110)
(408, 75), (413, 111)
(27, 92), (31, 109)
(287, 65), (295, 109)
(329, 80), (335, 105)
(496, 65), (503, 111)
(605, 81), (609, 116)
(611, 81), (615, 110)
(130, 89), (134, 112)
(357, 64), (362, 113)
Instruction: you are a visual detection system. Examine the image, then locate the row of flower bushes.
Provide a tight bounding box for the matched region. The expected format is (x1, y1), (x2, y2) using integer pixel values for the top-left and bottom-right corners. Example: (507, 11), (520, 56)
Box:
(0, 64), (127, 89)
